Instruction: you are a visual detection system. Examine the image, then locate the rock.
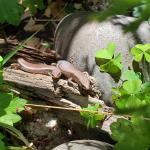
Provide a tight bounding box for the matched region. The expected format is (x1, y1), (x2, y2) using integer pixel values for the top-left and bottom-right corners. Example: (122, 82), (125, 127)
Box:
(54, 12), (150, 105)
(52, 140), (113, 150)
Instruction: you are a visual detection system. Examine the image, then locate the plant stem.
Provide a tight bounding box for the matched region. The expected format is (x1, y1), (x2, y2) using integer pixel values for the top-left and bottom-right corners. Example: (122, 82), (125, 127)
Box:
(25, 104), (113, 115)
(139, 58), (150, 82)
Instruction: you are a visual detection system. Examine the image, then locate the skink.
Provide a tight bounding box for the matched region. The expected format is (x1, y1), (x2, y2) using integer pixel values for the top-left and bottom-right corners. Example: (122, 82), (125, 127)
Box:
(57, 60), (90, 90)
(17, 58), (90, 90)
(17, 58), (61, 78)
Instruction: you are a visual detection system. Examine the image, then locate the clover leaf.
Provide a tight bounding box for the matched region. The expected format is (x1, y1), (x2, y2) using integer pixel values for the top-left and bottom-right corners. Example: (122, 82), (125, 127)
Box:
(121, 70), (140, 81)
(80, 103), (104, 128)
(0, 92), (27, 126)
(100, 53), (122, 74)
(95, 42), (116, 65)
(110, 118), (150, 150)
(141, 81), (150, 93)
(131, 44), (150, 62)
(114, 79), (144, 111)
(116, 95), (142, 110)
(0, 114), (21, 126)
(123, 79), (142, 94)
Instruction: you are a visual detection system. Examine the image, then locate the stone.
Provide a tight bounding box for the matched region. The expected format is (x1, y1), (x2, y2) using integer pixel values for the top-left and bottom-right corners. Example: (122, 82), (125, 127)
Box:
(52, 140), (113, 150)
(54, 12), (150, 105)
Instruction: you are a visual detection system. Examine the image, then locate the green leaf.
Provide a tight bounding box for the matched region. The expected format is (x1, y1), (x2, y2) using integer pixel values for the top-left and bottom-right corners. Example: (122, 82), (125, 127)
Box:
(95, 42), (116, 65)
(144, 51), (150, 62)
(111, 118), (150, 150)
(90, 0), (149, 31)
(95, 42), (116, 59)
(0, 122), (29, 146)
(115, 95), (142, 110)
(5, 97), (27, 114)
(141, 81), (150, 93)
(0, 56), (3, 69)
(22, 0), (44, 14)
(0, 133), (4, 140)
(100, 53), (122, 74)
(0, 0), (23, 25)
(0, 92), (26, 126)
(131, 46), (143, 62)
(80, 103), (104, 128)
(121, 70), (140, 81)
(0, 114), (21, 126)
(123, 79), (142, 94)
(0, 70), (3, 85)
(111, 118), (131, 141)
(113, 53), (123, 69)
(0, 56), (3, 63)
(136, 44), (150, 52)
(131, 44), (150, 62)
(2, 32), (38, 67)
(0, 133), (5, 150)
(0, 92), (12, 116)
(0, 140), (5, 150)
(112, 88), (122, 101)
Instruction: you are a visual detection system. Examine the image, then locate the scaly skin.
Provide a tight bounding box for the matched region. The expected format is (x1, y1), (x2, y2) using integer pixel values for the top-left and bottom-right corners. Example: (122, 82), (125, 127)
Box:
(17, 58), (61, 78)
(17, 58), (90, 90)
(57, 60), (90, 90)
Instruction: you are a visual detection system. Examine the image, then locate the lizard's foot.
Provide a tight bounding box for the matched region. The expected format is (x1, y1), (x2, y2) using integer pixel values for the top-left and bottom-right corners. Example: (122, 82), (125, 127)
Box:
(67, 78), (78, 89)
(83, 72), (96, 85)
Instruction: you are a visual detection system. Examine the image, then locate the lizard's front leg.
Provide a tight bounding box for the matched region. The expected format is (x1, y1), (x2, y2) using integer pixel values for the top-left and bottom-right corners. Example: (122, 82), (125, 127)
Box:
(67, 77), (78, 89)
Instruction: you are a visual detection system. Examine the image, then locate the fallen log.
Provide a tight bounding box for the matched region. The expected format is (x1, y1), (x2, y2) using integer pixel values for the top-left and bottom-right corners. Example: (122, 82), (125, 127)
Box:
(3, 67), (101, 107)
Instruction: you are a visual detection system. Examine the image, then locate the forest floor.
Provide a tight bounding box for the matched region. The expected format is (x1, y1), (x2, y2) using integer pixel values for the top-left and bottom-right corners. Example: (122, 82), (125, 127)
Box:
(0, 1), (114, 149)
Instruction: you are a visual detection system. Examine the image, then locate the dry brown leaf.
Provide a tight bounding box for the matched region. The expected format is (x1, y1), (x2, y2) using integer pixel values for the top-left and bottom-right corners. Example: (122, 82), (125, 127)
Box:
(25, 37), (40, 48)
(21, 10), (32, 20)
(24, 18), (45, 32)
(44, 0), (65, 19)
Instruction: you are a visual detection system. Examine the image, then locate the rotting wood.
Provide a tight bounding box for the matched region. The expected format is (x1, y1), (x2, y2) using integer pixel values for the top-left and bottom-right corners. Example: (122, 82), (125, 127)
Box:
(3, 67), (101, 107)
(3, 67), (122, 135)
(0, 38), (60, 64)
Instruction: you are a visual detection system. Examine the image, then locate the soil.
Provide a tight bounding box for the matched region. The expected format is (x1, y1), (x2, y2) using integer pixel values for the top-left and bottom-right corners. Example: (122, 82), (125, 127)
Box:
(0, 1), (114, 149)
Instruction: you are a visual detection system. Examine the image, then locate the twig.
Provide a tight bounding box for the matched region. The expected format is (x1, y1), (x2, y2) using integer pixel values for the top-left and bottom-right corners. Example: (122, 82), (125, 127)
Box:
(34, 19), (61, 22)
(25, 104), (113, 115)
(25, 104), (150, 121)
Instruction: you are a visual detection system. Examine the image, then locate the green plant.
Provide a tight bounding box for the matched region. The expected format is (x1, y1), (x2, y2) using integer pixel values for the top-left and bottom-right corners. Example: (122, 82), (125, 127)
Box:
(0, 18), (48, 148)
(131, 44), (150, 62)
(111, 71), (150, 149)
(22, 0), (44, 14)
(91, 0), (150, 31)
(108, 43), (150, 150)
(110, 117), (150, 150)
(81, 43), (150, 150)
(95, 42), (122, 75)
(80, 103), (104, 128)
(0, 52), (30, 149)
(0, 0), (44, 26)
(131, 43), (150, 82)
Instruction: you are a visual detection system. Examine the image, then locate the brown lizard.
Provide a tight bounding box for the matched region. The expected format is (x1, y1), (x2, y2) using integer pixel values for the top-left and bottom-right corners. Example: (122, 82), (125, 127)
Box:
(17, 58), (61, 78)
(17, 58), (90, 90)
(57, 60), (90, 90)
